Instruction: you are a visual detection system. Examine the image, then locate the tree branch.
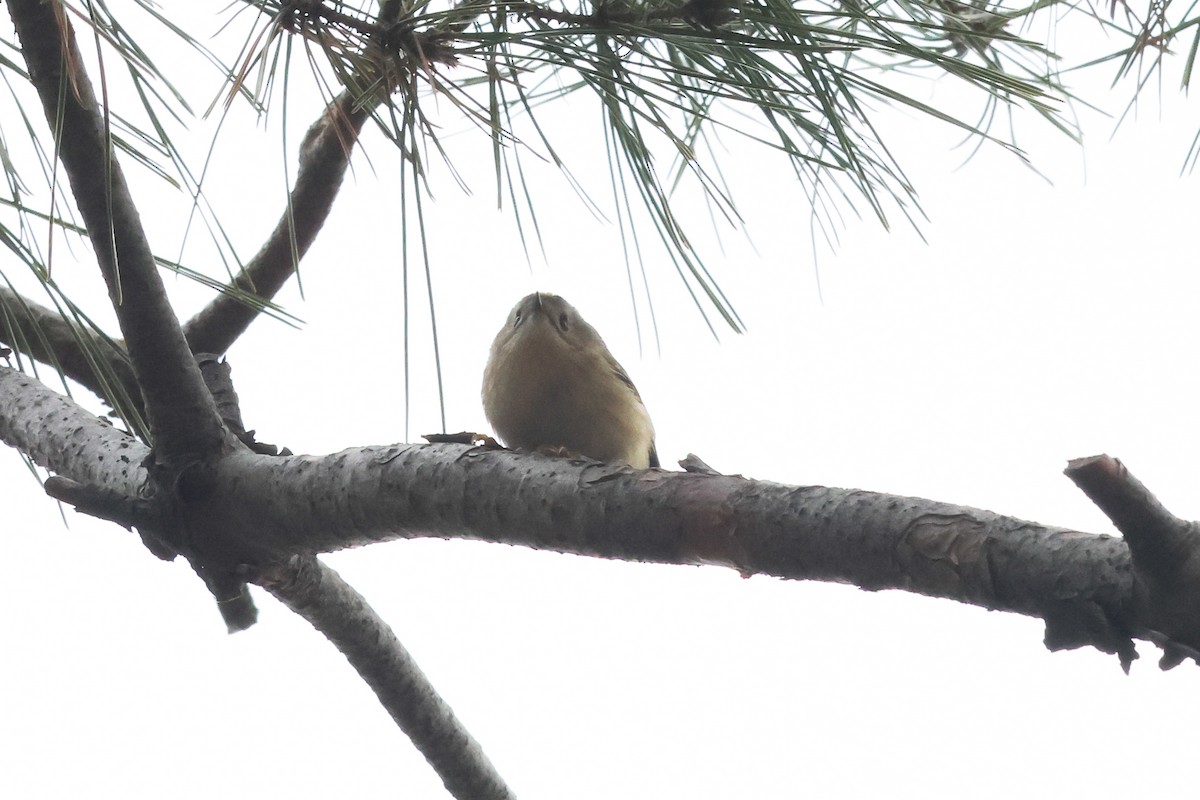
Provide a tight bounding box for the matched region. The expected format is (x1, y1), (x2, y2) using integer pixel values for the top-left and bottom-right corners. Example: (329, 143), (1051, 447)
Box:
(161, 442), (1139, 666)
(0, 285), (141, 417)
(0, 367), (505, 785)
(184, 0), (730, 360)
(8, 0), (227, 461)
(260, 556), (516, 800)
(1066, 454), (1200, 669)
(0, 366), (146, 492)
(183, 92), (372, 356)
(0, 365), (1182, 672)
(0, 361), (261, 629)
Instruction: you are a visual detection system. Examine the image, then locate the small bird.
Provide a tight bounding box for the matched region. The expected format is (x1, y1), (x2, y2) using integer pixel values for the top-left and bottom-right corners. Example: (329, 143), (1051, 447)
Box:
(483, 292), (659, 469)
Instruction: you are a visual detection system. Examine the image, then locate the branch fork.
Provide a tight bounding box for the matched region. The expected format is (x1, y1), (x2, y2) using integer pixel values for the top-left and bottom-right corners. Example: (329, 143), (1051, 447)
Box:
(1066, 454), (1200, 669)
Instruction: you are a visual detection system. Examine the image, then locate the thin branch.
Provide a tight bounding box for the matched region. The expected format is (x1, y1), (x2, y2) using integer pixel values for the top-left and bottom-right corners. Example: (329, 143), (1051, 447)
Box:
(183, 91), (372, 355)
(44, 473), (154, 528)
(1065, 454), (1187, 564)
(260, 555), (517, 800)
(0, 285), (140, 414)
(8, 0), (227, 460)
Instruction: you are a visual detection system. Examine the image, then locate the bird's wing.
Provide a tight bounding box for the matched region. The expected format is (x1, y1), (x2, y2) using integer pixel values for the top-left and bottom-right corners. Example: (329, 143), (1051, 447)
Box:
(606, 352), (643, 399)
(607, 351), (659, 468)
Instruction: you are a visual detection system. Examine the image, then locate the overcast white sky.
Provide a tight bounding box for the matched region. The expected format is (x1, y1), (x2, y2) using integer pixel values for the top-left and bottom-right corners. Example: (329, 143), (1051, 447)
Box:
(4, 4), (1200, 799)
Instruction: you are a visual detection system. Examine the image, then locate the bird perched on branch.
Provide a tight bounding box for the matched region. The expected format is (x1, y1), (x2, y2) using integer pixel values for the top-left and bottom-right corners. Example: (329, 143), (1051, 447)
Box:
(483, 292), (659, 469)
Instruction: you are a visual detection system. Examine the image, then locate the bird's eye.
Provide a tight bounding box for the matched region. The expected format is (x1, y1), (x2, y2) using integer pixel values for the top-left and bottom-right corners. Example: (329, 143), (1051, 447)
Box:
(558, 312), (570, 331)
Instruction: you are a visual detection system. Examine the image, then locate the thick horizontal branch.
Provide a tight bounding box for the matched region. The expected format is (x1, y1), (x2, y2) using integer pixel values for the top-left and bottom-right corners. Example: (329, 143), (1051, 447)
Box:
(171, 442), (1137, 663)
(0, 371), (1152, 665)
(0, 367), (147, 493)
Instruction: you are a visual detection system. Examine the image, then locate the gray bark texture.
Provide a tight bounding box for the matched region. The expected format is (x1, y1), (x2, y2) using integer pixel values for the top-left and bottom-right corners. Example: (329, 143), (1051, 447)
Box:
(0, 364), (1157, 672)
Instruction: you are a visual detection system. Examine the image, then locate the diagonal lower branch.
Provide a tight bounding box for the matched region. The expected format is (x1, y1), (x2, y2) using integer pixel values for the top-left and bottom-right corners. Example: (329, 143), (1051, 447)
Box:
(261, 555), (516, 800)
(183, 91), (373, 356)
(9, 0), (226, 461)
